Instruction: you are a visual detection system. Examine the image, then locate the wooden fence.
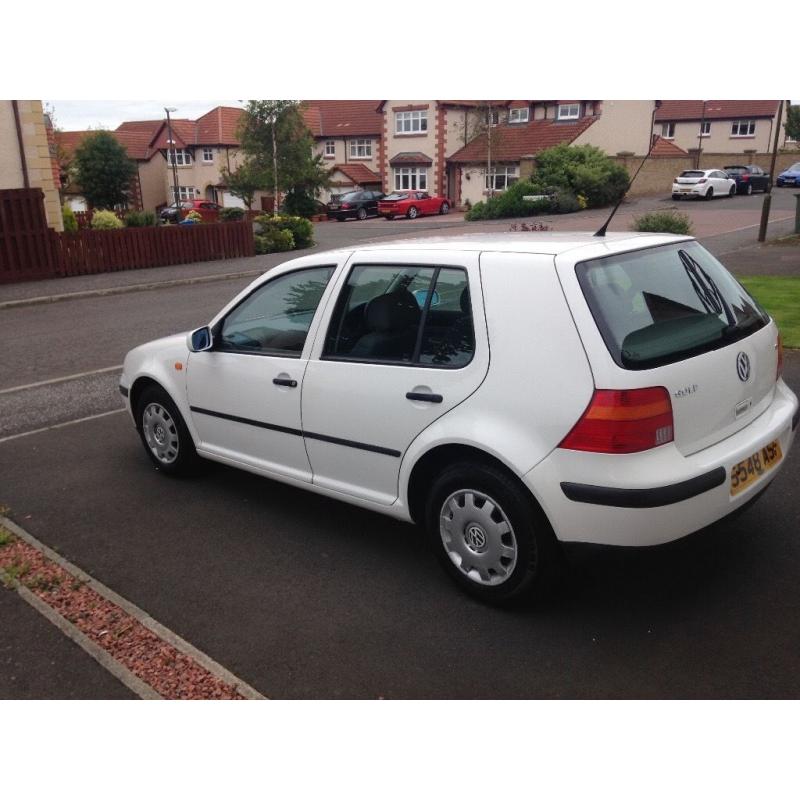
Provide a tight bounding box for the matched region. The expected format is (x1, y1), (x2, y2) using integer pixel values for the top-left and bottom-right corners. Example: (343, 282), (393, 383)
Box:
(0, 188), (255, 284)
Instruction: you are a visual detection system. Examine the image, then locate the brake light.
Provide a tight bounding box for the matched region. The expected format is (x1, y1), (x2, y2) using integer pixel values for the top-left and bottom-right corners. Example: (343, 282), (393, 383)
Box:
(341, 203), (351, 209)
(697, 178), (707, 184)
(559, 387), (674, 454)
(777, 333), (784, 380)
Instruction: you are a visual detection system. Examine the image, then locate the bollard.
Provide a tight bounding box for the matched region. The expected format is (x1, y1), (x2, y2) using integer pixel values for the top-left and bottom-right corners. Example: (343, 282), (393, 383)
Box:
(795, 193), (800, 235)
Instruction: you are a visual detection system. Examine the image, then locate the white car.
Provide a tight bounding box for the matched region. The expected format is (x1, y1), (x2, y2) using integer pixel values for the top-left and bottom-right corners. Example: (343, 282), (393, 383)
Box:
(672, 169), (737, 200)
(120, 233), (798, 604)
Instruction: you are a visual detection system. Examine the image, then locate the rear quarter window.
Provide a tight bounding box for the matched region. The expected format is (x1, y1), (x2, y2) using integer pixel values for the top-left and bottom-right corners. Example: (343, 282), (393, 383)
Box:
(576, 242), (769, 370)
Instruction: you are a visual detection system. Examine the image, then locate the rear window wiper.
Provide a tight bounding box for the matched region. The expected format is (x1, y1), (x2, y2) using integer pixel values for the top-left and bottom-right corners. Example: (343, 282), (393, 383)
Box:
(678, 249), (736, 329)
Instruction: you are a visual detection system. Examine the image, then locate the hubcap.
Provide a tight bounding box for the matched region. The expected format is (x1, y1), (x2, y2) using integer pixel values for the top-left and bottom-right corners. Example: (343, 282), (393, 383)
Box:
(439, 490), (518, 586)
(142, 403), (179, 464)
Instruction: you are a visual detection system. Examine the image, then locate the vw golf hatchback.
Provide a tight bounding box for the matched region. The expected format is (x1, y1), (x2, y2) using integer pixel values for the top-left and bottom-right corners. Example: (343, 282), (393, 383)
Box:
(120, 233), (798, 604)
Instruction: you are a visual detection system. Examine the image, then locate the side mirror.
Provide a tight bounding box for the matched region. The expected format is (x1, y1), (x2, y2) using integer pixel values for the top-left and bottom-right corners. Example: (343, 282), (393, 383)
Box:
(188, 326), (213, 352)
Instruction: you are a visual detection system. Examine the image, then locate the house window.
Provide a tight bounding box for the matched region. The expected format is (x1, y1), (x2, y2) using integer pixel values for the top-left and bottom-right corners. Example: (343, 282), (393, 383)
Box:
(485, 110), (500, 126)
(731, 119), (756, 137)
(395, 110), (428, 135)
(699, 121), (711, 137)
(661, 122), (676, 139)
(324, 140), (335, 157)
(349, 139), (372, 159)
(202, 147), (213, 163)
(171, 186), (196, 202)
(508, 107), (529, 124)
(557, 103), (581, 120)
(167, 148), (192, 166)
(485, 165), (518, 192)
(393, 167), (427, 191)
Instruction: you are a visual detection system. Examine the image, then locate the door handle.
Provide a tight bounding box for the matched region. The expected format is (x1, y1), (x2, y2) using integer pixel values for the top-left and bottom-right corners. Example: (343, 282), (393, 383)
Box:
(273, 377), (298, 388)
(406, 391), (443, 403)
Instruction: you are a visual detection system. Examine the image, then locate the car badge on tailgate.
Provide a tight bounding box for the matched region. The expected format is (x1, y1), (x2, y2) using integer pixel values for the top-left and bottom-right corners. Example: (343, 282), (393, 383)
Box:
(736, 352), (751, 382)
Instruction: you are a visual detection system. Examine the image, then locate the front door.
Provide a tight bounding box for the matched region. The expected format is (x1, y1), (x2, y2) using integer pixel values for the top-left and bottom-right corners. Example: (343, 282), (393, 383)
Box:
(186, 265), (335, 482)
(302, 250), (489, 505)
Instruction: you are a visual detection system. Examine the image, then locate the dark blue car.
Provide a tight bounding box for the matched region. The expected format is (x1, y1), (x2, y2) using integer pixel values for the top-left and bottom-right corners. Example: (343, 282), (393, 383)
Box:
(776, 162), (800, 187)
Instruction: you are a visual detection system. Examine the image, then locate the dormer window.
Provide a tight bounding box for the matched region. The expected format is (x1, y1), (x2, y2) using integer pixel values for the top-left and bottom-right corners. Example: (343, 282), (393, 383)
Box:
(557, 103), (581, 120)
(508, 107), (529, 123)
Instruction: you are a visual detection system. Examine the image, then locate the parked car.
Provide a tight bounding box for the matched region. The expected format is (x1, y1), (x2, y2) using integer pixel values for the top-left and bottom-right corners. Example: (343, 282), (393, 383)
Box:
(120, 232), (798, 605)
(326, 190), (384, 221)
(672, 169), (737, 200)
(724, 165), (770, 195)
(776, 162), (800, 187)
(378, 191), (451, 220)
(160, 199), (221, 224)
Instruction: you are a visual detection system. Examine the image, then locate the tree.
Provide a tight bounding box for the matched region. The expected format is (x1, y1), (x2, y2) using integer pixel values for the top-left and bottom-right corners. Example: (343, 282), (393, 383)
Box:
(452, 102), (503, 199)
(220, 159), (267, 210)
(784, 104), (800, 145)
(73, 131), (137, 210)
(237, 101), (329, 216)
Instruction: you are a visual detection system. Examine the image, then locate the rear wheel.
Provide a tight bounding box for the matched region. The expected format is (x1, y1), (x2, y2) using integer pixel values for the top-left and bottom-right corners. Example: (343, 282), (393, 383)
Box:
(705, 187), (714, 200)
(425, 462), (561, 605)
(745, 183), (753, 196)
(357, 207), (367, 220)
(385, 215), (394, 221)
(407, 206), (418, 219)
(439, 202), (450, 215)
(136, 386), (200, 476)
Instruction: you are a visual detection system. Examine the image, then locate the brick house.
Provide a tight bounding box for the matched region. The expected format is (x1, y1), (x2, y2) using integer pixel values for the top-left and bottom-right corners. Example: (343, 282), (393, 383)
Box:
(653, 100), (793, 156)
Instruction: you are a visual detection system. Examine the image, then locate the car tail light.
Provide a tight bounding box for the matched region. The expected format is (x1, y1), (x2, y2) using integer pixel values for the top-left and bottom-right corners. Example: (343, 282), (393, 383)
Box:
(341, 203), (351, 209)
(741, 174), (750, 181)
(777, 333), (784, 380)
(559, 387), (674, 454)
(697, 178), (707, 184)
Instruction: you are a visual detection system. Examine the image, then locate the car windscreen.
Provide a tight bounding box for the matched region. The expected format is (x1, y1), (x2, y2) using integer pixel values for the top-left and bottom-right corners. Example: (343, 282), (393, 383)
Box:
(339, 192), (361, 201)
(576, 241), (769, 370)
(724, 167), (746, 174)
(788, 163), (800, 172)
(679, 171), (705, 178)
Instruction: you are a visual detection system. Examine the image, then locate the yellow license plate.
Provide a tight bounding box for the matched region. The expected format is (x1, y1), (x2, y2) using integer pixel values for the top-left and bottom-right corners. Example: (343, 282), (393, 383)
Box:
(730, 440), (783, 496)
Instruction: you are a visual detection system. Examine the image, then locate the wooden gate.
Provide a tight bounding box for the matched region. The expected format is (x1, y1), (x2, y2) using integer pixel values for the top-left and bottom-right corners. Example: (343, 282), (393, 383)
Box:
(0, 188), (57, 284)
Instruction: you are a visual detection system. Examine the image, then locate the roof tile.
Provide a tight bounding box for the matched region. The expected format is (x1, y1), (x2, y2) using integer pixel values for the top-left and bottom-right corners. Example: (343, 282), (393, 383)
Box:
(655, 100), (780, 121)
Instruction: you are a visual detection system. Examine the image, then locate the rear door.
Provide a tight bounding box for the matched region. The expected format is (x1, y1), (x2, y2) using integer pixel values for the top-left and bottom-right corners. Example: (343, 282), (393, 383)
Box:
(301, 249), (489, 505)
(558, 240), (778, 456)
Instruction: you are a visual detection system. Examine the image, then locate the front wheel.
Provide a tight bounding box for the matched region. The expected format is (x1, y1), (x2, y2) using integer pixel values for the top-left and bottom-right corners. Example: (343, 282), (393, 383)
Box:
(439, 202), (450, 215)
(730, 185), (737, 197)
(136, 386), (201, 476)
(425, 462), (560, 605)
(407, 206), (418, 219)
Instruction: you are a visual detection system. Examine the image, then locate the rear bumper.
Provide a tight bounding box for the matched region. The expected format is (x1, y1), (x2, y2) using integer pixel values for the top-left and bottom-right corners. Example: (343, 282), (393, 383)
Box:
(525, 379), (798, 546)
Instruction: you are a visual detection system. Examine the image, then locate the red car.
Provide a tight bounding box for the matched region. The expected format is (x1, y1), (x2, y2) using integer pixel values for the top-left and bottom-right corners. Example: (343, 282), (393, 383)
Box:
(377, 191), (451, 220)
(160, 199), (221, 224)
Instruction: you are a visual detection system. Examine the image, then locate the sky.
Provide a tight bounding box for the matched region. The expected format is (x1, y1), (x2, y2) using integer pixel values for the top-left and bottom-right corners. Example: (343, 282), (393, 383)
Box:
(46, 100), (245, 131)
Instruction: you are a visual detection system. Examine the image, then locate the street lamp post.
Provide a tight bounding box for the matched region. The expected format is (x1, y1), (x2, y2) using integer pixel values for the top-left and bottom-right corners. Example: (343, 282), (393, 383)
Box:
(164, 106), (181, 222)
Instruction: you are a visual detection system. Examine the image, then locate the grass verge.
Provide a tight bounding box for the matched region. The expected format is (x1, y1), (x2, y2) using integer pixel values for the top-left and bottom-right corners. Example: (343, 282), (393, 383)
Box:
(740, 276), (800, 348)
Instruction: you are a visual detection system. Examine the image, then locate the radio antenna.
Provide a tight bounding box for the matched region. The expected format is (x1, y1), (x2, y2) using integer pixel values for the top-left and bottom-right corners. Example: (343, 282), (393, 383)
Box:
(594, 101), (662, 237)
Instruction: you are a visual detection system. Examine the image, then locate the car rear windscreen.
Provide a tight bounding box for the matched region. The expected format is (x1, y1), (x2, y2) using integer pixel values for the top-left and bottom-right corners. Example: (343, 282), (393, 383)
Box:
(724, 167), (746, 174)
(576, 242), (769, 370)
(679, 171), (706, 178)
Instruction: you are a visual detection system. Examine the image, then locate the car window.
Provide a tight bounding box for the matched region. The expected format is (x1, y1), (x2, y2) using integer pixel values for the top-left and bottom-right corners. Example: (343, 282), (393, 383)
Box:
(576, 242), (768, 370)
(323, 265), (474, 367)
(680, 171), (705, 178)
(218, 266), (334, 356)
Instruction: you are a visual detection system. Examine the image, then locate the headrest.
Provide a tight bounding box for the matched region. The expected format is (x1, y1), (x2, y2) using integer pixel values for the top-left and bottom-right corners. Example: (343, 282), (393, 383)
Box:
(460, 286), (471, 314)
(365, 289), (421, 333)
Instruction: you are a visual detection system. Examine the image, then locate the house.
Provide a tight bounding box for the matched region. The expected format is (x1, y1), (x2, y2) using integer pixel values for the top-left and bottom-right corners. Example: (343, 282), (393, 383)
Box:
(0, 100), (63, 230)
(56, 121), (164, 213)
(302, 101), (383, 201)
(378, 100), (655, 207)
(653, 100), (792, 156)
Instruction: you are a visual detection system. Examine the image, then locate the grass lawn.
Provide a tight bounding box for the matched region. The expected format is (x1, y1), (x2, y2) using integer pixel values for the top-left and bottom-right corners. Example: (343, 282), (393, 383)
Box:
(739, 276), (800, 348)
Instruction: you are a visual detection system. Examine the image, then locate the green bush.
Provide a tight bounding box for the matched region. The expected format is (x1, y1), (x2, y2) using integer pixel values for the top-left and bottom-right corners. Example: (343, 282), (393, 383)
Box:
(551, 189), (582, 214)
(124, 210), (156, 227)
(90, 210), (123, 230)
(220, 206), (246, 222)
(62, 204), (78, 233)
(632, 210), (693, 235)
(464, 180), (552, 221)
(254, 214), (314, 249)
(255, 228), (295, 254)
(533, 143), (629, 208)
(281, 187), (318, 219)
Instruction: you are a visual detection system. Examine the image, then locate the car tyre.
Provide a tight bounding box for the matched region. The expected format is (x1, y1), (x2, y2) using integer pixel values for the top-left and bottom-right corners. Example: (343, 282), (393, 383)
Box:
(705, 187), (714, 200)
(136, 385), (201, 476)
(730, 185), (737, 197)
(385, 215), (394, 221)
(439, 202), (450, 215)
(357, 207), (367, 220)
(425, 461), (561, 606)
(672, 194), (681, 201)
(745, 183), (752, 196)
(336, 215), (346, 222)
(407, 206), (419, 220)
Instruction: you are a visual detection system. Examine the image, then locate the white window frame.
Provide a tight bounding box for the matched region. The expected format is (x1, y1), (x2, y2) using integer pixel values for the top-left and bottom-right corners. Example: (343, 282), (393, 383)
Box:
(485, 165), (518, 192)
(485, 110), (500, 127)
(731, 119), (756, 137)
(167, 148), (193, 166)
(171, 186), (196, 202)
(557, 103), (581, 120)
(324, 140), (336, 157)
(202, 147), (214, 163)
(699, 121), (711, 137)
(661, 122), (676, 139)
(508, 107), (529, 124)
(393, 167), (427, 191)
(349, 139), (372, 159)
(395, 110), (428, 135)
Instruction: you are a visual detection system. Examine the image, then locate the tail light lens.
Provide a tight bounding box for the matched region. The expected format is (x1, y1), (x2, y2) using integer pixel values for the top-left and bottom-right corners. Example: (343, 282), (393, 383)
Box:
(341, 203), (351, 209)
(559, 387), (674, 454)
(698, 178), (707, 184)
(777, 333), (784, 380)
